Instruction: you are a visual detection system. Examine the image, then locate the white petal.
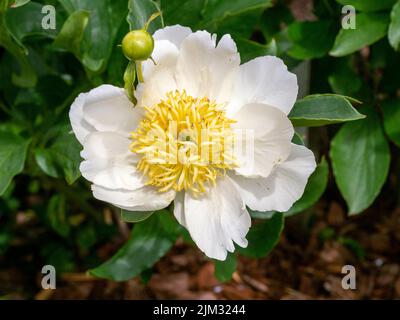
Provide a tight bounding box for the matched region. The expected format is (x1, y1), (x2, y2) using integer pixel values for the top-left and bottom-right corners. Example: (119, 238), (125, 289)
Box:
(182, 177), (251, 260)
(80, 132), (143, 190)
(173, 191), (185, 226)
(175, 31), (240, 103)
(135, 42), (179, 108)
(69, 92), (96, 144)
(228, 56), (298, 116)
(141, 40), (179, 81)
(92, 184), (175, 211)
(153, 25), (192, 48)
(232, 103), (294, 178)
(81, 84), (142, 136)
(231, 144), (316, 212)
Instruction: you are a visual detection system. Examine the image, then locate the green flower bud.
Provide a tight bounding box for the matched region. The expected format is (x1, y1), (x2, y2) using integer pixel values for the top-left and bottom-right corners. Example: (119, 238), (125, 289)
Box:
(121, 30), (154, 61)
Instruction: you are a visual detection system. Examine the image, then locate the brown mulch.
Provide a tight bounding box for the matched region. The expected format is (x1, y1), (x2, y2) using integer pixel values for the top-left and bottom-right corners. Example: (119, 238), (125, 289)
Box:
(30, 200), (400, 300)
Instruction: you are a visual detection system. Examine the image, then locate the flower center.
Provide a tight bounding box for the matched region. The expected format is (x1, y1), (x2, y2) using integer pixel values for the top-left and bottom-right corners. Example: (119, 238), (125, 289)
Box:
(130, 90), (237, 195)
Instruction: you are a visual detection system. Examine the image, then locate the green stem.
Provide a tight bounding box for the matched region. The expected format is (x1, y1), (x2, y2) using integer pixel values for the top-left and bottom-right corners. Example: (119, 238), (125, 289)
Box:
(136, 61), (144, 83)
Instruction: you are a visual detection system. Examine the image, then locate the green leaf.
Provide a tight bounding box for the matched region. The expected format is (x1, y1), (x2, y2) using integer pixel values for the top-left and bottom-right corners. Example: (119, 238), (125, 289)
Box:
(292, 131), (305, 145)
(76, 224), (98, 251)
(328, 58), (363, 96)
(274, 29), (302, 69)
(165, 2), (269, 59)
(214, 253), (237, 282)
(330, 107), (390, 214)
(35, 148), (58, 178)
(47, 194), (70, 237)
(0, 132), (29, 196)
(212, 9), (262, 39)
(287, 20), (337, 60)
(40, 242), (75, 273)
(382, 99), (400, 147)
(338, 236), (366, 260)
(10, 0), (30, 8)
(107, 22), (130, 86)
(58, 0), (128, 73)
(260, 4), (294, 39)
(248, 208), (275, 219)
(389, 1), (400, 51)
(0, 1), (36, 87)
(140, 268), (154, 284)
(127, 0), (163, 33)
(6, 1), (58, 44)
(160, 0), (205, 29)
(330, 13), (390, 57)
(48, 132), (81, 185)
(285, 157), (329, 216)
(36, 74), (72, 107)
(90, 211), (179, 281)
(201, 0), (272, 26)
(121, 209), (154, 223)
(335, 0), (396, 12)
(53, 10), (89, 57)
(35, 130), (81, 184)
(238, 213), (284, 258)
(236, 38), (277, 63)
(289, 94), (365, 127)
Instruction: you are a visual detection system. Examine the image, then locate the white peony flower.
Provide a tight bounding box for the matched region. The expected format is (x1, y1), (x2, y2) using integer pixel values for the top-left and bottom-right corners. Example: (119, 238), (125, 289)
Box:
(69, 25), (316, 260)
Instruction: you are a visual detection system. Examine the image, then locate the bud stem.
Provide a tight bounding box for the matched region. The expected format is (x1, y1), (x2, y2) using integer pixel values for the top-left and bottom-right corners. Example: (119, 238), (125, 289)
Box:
(136, 61), (144, 83)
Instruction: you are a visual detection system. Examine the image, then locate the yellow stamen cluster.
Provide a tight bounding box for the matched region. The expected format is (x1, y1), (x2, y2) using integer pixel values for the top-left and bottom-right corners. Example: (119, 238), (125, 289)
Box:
(130, 90), (237, 195)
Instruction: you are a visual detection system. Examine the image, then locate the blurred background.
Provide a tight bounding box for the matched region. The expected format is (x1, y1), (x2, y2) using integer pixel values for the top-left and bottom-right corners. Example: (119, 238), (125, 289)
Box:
(1, 0), (400, 299)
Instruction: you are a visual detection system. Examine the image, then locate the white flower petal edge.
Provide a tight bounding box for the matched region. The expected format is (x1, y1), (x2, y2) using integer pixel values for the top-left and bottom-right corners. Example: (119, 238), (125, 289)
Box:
(80, 131), (143, 190)
(69, 92), (95, 145)
(174, 177), (251, 261)
(92, 184), (175, 212)
(175, 31), (240, 104)
(173, 191), (185, 226)
(227, 56), (298, 116)
(231, 143), (317, 213)
(153, 25), (192, 48)
(70, 84), (142, 143)
(141, 40), (179, 82)
(232, 103), (294, 178)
